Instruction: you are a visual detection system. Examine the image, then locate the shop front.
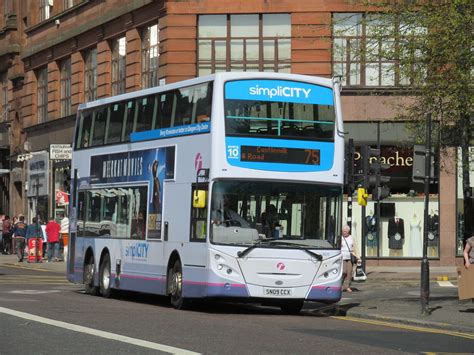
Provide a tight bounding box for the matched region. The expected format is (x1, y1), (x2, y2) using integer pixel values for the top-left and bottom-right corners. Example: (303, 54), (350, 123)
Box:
(50, 144), (72, 221)
(27, 151), (49, 223)
(341, 122), (458, 265)
(456, 146), (474, 256)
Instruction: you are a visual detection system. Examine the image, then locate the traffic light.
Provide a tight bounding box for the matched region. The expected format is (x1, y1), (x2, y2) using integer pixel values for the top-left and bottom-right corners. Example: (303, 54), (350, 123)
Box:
(344, 139), (355, 186)
(357, 187), (368, 206)
(412, 145), (435, 183)
(362, 146), (391, 201)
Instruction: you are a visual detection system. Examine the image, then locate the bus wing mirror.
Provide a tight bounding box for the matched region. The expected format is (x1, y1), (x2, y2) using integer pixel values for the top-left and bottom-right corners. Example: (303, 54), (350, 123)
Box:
(193, 190), (207, 209)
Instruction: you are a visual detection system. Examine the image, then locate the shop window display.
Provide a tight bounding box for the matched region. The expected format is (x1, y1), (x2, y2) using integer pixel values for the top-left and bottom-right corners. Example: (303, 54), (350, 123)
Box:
(456, 146), (474, 255)
(343, 143), (439, 259)
(345, 197), (439, 259)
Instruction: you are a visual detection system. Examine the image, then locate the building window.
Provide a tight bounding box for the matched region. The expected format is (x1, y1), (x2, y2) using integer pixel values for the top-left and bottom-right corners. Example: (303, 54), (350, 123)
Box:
(63, 0), (74, 11)
(84, 48), (97, 102)
(39, 0), (52, 21)
(332, 13), (419, 87)
(197, 14), (291, 76)
(37, 67), (48, 123)
(111, 37), (127, 95)
(1, 73), (8, 122)
(141, 24), (159, 89)
(60, 58), (71, 117)
(3, 0), (13, 18)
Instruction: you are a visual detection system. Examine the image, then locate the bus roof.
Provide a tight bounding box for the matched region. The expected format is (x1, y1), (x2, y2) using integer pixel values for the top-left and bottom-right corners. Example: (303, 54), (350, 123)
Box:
(77, 72), (335, 111)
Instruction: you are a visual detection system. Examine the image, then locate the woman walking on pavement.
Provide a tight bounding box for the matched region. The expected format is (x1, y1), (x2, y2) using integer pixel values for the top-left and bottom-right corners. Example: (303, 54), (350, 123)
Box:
(341, 225), (360, 293)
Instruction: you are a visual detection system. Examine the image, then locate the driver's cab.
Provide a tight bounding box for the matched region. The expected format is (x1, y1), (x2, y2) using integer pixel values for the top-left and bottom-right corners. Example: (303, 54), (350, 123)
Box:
(211, 193), (259, 244)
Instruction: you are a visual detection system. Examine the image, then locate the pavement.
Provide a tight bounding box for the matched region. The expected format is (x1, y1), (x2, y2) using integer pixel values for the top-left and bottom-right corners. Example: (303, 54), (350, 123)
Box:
(1, 253), (473, 334)
(334, 267), (474, 335)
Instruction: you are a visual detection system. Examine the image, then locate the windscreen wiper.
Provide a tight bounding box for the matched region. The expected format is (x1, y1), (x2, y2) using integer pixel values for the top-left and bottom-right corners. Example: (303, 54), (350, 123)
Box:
(237, 239), (278, 258)
(265, 241), (323, 261)
(300, 248), (323, 261)
(237, 240), (323, 261)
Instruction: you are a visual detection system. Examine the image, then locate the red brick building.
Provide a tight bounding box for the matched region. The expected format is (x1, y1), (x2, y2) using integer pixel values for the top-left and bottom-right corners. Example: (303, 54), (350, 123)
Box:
(0, 0), (469, 266)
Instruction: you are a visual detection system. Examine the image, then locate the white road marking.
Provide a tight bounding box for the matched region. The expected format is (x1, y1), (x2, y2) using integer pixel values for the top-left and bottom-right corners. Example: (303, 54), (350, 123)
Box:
(9, 290), (61, 294)
(0, 306), (200, 355)
(437, 281), (455, 287)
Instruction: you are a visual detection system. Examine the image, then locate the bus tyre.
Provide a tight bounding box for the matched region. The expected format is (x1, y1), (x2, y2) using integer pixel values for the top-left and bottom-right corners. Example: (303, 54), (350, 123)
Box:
(280, 300), (304, 314)
(99, 254), (113, 298)
(169, 259), (190, 310)
(84, 256), (98, 295)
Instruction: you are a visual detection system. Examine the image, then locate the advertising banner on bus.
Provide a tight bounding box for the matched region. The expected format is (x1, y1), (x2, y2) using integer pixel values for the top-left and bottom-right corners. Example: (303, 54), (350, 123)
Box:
(90, 147), (173, 239)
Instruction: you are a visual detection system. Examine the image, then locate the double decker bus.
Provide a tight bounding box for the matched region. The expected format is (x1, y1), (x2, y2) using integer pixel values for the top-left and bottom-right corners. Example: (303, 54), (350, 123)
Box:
(67, 72), (344, 313)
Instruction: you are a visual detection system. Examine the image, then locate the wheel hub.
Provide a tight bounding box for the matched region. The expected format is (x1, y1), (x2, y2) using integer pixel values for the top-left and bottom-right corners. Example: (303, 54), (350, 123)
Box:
(171, 271), (182, 296)
(102, 266), (110, 290)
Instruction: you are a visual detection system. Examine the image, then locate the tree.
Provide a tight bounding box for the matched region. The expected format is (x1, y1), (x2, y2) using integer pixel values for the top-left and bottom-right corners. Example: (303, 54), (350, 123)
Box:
(335, 0), (473, 243)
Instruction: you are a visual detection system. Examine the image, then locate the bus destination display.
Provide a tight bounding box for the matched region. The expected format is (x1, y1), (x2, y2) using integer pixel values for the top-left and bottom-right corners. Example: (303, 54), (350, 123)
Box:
(241, 146), (320, 165)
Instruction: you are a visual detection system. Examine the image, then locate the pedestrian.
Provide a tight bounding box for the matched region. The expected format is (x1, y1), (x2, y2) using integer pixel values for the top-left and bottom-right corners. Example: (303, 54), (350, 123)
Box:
(12, 215), (27, 261)
(46, 217), (61, 262)
(0, 214), (3, 253)
(26, 217), (45, 262)
(340, 225), (359, 293)
(463, 235), (474, 269)
(40, 218), (48, 258)
(2, 215), (12, 255)
(60, 214), (69, 258)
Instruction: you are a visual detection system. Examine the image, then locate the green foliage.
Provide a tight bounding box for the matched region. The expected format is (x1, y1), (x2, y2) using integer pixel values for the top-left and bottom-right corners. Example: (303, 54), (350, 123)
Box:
(337, 0), (473, 146)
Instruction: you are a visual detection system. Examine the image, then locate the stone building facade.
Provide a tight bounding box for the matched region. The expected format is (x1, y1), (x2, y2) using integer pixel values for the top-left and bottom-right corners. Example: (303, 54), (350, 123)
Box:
(0, 0), (468, 266)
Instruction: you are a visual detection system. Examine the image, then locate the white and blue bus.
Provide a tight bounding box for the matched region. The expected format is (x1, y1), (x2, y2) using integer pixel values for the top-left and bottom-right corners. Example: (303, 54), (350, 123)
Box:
(67, 72), (344, 313)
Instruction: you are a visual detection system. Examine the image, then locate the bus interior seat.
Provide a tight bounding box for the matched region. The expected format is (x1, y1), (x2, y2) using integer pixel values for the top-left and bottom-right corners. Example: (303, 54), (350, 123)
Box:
(281, 126), (301, 135)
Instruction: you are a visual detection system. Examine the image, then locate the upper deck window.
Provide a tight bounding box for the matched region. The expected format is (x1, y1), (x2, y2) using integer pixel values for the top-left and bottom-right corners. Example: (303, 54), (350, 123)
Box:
(74, 82), (213, 149)
(224, 79), (335, 141)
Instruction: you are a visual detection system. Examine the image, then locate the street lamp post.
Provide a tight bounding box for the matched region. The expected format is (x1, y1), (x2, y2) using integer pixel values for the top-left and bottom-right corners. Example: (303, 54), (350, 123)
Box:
(421, 113), (432, 315)
(35, 176), (41, 263)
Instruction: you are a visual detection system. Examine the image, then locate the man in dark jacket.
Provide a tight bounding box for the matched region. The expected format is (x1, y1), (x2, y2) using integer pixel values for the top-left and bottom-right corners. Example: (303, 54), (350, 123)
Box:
(12, 215), (28, 261)
(2, 215), (12, 255)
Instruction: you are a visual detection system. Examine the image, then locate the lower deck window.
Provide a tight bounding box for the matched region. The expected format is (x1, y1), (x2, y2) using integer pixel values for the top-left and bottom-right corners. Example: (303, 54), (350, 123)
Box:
(78, 186), (148, 239)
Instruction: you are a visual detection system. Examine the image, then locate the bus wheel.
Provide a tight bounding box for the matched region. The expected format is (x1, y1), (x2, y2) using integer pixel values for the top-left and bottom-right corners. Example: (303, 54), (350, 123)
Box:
(280, 300), (304, 314)
(169, 260), (189, 309)
(84, 256), (98, 295)
(99, 254), (113, 298)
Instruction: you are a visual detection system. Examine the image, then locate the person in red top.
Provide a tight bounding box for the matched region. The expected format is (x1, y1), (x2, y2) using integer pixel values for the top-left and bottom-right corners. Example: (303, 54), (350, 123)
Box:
(45, 217), (61, 262)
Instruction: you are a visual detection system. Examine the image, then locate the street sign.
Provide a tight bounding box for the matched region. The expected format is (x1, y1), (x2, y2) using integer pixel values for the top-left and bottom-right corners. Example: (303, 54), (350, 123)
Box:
(50, 144), (72, 160)
(27, 152), (49, 197)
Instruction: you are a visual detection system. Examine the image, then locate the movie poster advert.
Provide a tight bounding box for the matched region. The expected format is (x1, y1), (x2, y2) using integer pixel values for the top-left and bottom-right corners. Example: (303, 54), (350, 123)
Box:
(90, 148), (168, 239)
